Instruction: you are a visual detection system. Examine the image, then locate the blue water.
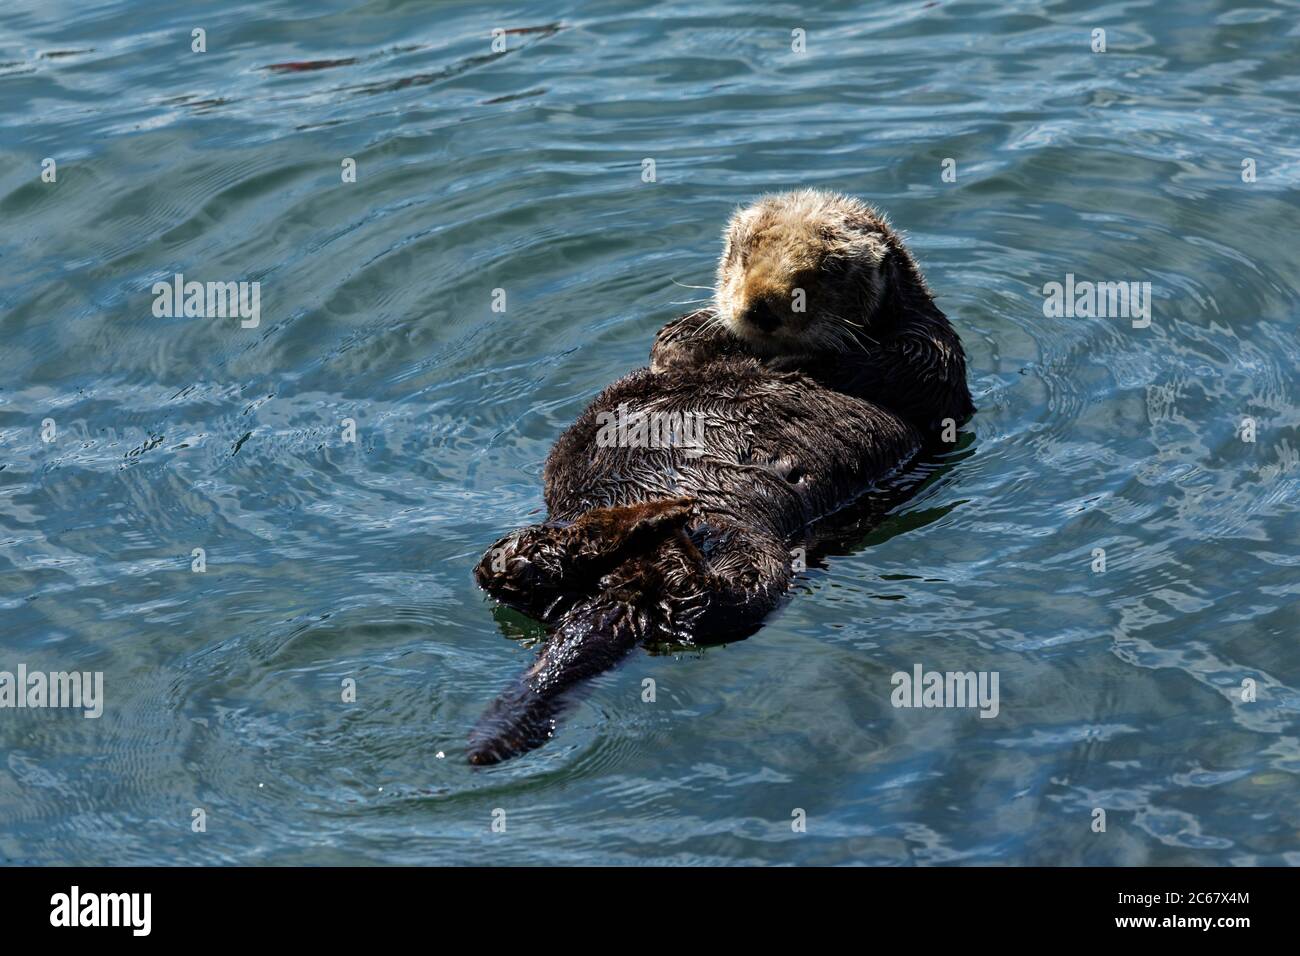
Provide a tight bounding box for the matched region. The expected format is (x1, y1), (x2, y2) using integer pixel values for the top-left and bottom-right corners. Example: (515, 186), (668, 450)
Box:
(1, 0), (1298, 865)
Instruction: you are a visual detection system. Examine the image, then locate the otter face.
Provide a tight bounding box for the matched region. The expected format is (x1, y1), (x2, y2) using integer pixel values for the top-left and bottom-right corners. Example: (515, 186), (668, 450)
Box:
(714, 189), (894, 354)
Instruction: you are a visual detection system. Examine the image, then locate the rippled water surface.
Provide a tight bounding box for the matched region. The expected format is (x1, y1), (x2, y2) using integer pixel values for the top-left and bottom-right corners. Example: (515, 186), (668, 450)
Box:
(2, 0), (1298, 865)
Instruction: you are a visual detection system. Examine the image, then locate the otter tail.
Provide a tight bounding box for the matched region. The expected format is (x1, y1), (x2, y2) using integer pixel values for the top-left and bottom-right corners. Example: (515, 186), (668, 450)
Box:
(467, 580), (658, 765)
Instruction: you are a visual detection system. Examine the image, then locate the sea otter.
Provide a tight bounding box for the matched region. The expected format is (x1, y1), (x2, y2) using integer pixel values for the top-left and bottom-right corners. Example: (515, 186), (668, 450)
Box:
(468, 189), (974, 764)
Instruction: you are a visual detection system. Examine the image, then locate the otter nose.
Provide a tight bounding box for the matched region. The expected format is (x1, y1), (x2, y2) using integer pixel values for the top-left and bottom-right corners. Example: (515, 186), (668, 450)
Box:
(741, 298), (782, 333)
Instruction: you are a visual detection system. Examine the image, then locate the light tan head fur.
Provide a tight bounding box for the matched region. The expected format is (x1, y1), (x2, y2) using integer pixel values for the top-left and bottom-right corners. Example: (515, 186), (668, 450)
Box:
(713, 189), (897, 354)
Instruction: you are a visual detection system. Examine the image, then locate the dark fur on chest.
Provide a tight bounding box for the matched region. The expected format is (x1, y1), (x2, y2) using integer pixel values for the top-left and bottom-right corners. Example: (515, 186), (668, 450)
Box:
(543, 356), (922, 539)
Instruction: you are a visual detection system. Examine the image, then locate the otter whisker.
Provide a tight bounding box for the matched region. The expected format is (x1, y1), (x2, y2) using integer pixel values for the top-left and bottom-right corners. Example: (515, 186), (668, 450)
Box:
(695, 312), (729, 338)
(820, 307), (879, 349)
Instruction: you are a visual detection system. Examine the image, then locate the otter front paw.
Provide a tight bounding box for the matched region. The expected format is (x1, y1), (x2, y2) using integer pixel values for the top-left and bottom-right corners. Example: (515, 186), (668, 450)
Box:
(650, 309), (742, 372)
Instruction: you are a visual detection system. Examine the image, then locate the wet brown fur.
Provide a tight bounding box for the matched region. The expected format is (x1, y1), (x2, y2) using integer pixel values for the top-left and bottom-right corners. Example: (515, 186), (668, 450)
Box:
(468, 190), (974, 764)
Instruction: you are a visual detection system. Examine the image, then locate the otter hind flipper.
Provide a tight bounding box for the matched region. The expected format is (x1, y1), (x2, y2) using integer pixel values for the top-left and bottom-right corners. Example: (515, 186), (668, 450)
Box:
(467, 520), (796, 765)
(473, 498), (694, 619)
(468, 500), (698, 763)
(569, 497), (696, 553)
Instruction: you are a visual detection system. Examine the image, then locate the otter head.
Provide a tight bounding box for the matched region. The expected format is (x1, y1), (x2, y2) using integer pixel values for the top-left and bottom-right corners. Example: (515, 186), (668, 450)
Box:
(714, 189), (898, 354)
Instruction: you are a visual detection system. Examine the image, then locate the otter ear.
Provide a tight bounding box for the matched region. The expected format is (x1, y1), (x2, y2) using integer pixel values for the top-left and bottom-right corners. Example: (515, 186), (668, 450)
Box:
(873, 248), (906, 324)
(875, 242), (934, 325)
